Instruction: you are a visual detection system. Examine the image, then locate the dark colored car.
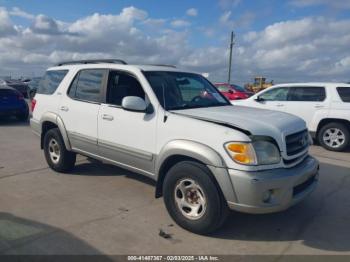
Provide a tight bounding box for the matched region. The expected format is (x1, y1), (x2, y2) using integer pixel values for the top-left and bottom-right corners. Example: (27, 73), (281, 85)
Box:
(214, 83), (253, 100)
(0, 87), (29, 121)
(6, 80), (31, 99)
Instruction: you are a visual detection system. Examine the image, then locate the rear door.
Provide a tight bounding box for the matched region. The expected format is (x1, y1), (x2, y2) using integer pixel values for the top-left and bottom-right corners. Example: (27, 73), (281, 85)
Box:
(59, 69), (107, 153)
(284, 86), (328, 128)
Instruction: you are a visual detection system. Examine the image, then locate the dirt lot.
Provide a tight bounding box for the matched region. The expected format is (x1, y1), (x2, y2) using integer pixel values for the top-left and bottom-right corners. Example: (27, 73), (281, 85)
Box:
(0, 118), (350, 256)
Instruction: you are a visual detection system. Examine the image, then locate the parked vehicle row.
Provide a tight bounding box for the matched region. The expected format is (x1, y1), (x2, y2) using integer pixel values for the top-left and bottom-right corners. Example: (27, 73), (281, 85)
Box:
(0, 86), (29, 120)
(233, 83), (350, 151)
(0, 77), (41, 121)
(214, 82), (253, 100)
(30, 60), (319, 234)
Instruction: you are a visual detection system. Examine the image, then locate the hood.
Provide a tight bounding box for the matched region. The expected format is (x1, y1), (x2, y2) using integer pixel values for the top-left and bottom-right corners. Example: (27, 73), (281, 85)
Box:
(172, 105), (306, 148)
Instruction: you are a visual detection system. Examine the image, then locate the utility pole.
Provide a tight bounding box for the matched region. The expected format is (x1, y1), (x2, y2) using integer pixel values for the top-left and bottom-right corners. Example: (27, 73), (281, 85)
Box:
(227, 30), (235, 84)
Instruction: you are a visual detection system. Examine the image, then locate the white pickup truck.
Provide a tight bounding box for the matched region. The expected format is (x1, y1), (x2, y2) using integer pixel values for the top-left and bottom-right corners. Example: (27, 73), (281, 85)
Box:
(233, 83), (350, 151)
(30, 60), (319, 234)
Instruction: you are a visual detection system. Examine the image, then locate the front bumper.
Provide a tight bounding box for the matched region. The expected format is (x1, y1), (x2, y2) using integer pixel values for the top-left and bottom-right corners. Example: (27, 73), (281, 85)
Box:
(227, 156), (319, 214)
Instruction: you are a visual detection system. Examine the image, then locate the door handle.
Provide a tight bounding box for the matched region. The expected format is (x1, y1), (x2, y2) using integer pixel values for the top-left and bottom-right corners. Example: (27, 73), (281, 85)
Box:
(102, 114), (114, 121)
(315, 104), (324, 108)
(276, 103), (284, 107)
(60, 106), (69, 112)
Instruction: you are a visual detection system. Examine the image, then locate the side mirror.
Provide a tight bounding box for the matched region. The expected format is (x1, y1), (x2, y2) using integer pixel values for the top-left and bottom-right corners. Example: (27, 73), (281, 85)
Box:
(122, 96), (147, 112)
(228, 89), (234, 94)
(254, 96), (264, 102)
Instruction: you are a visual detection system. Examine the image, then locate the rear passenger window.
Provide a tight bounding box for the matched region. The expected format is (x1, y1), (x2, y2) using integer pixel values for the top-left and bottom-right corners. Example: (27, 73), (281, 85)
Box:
(68, 69), (105, 103)
(37, 70), (68, 95)
(288, 87), (325, 101)
(337, 87), (350, 102)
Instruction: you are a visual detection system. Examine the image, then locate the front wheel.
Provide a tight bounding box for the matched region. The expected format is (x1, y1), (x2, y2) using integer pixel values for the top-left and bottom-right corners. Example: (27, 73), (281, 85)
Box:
(318, 122), (350, 151)
(43, 128), (76, 172)
(163, 161), (229, 234)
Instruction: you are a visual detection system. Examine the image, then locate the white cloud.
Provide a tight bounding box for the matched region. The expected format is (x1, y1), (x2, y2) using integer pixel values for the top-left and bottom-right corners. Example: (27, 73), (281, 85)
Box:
(0, 7), (17, 37)
(9, 7), (34, 19)
(143, 18), (166, 28)
(170, 19), (191, 28)
(290, 0), (350, 9)
(0, 6), (349, 85)
(186, 8), (198, 17)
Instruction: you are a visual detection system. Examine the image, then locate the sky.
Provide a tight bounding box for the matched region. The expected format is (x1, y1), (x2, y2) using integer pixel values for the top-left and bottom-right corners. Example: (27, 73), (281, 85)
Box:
(0, 0), (349, 85)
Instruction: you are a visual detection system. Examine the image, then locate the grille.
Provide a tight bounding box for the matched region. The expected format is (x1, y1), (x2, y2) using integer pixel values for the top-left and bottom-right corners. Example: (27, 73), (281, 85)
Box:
(286, 129), (309, 156)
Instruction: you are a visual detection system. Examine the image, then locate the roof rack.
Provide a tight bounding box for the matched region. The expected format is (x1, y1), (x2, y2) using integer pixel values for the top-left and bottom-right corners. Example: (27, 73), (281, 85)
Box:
(146, 64), (176, 68)
(56, 59), (127, 66)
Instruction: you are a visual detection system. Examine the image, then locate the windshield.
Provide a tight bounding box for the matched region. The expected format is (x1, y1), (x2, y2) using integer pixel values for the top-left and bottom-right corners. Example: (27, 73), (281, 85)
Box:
(144, 71), (230, 110)
(231, 84), (248, 92)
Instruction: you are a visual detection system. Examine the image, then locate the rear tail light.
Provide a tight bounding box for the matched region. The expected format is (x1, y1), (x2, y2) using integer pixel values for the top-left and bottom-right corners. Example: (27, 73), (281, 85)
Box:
(31, 98), (37, 112)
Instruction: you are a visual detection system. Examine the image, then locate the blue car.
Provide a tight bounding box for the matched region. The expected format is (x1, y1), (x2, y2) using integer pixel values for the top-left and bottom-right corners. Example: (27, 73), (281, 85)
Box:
(0, 86), (29, 121)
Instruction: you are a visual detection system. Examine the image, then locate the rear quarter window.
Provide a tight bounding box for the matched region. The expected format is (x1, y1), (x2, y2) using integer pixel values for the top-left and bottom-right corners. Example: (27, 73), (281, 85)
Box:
(37, 70), (68, 95)
(337, 87), (350, 102)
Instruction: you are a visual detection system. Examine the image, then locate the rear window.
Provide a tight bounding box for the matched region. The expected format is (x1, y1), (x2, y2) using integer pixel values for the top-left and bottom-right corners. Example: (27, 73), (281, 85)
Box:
(10, 84), (29, 98)
(0, 89), (17, 96)
(216, 85), (230, 92)
(37, 70), (68, 95)
(337, 87), (350, 102)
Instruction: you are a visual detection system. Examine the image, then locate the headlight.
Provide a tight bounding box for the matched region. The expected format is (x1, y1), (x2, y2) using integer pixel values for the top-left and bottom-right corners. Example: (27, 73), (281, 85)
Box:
(224, 143), (257, 165)
(252, 140), (281, 165)
(225, 140), (281, 165)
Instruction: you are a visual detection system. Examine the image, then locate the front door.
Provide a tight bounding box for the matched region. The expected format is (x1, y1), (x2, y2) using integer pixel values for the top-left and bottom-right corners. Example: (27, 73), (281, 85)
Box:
(251, 87), (290, 112)
(97, 70), (157, 176)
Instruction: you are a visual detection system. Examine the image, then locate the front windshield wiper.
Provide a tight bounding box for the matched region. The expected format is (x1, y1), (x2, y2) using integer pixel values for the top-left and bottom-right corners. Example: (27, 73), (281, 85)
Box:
(168, 103), (230, 111)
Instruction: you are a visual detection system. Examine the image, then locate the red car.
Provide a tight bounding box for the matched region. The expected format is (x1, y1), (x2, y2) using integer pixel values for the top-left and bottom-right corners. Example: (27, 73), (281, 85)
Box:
(214, 83), (253, 100)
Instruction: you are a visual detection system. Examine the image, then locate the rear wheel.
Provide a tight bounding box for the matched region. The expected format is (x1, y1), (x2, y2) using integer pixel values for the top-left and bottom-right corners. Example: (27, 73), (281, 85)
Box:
(43, 128), (76, 172)
(318, 122), (349, 151)
(163, 161), (229, 234)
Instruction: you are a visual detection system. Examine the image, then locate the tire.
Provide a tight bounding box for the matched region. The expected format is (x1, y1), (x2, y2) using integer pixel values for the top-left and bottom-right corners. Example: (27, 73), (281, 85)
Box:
(163, 161), (229, 234)
(318, 122), (350, 151)
(43, 128), (76, 172)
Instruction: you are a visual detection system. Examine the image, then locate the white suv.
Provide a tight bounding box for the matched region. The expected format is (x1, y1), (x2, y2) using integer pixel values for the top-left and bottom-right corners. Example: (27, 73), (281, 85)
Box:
(234, 83), (350, 151)
(31, 60), (319, 234)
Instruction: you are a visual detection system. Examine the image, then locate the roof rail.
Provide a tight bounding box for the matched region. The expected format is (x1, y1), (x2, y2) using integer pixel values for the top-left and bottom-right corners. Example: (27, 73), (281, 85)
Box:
(56, 59), (127, 66)
(146, 64), (176, 68)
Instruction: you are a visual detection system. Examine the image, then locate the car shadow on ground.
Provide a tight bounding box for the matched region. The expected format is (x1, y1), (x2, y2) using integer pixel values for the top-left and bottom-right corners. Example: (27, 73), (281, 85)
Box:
(53, 156), (350, 252)
(0, 212), (113, 257)
(69, 158), (156, 187)
(210, 162), (350, 252)
(0, 117), (29, 126)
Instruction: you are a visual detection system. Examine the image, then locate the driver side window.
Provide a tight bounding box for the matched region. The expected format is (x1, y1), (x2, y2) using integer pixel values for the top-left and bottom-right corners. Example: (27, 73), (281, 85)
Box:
(106, 71), (145, 106)
(259, 87), (289, 101)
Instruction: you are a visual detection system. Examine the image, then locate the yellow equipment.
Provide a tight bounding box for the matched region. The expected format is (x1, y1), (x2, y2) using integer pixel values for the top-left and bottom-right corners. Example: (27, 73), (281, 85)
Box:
(245, 76), (274, 93)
